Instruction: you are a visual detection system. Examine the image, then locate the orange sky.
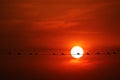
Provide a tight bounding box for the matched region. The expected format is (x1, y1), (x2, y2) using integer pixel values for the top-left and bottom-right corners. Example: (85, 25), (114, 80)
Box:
(0, 0), (120, 51)
(0, 0), (120, 80)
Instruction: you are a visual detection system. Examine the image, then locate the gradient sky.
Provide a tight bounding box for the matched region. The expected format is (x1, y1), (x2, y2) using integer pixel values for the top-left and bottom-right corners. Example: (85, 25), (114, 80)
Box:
(0, 0), (120, 80)
(0, 0), (120, 51)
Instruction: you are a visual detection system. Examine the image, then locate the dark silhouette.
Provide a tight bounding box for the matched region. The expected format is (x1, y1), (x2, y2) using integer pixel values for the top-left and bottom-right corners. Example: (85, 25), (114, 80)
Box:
(96, 52), (100, 55)
(77, 53), (80, 55)
(107, 52), (110, 55)
(8, 51), (12, 55)
(18, 52), (21, 55)
(35, 52), (38, 55)
(113, 52), (116, 54)
(86, 53), (90, 55)
(53, 53), (55, 55)
(29, 53), (32, 55)
(61, 53), (64, 55)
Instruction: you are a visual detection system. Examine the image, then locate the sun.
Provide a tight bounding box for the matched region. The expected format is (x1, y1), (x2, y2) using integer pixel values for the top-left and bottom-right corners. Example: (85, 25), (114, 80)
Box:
(71, 46), (84, 59)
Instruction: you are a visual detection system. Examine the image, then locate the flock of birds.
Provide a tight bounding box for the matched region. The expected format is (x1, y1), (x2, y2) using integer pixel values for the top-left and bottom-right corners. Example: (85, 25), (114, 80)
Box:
(3, 50), (119, 56)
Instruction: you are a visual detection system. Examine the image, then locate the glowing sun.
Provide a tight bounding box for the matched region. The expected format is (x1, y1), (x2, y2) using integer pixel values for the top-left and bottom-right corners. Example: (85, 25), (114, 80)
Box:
(71, 46), (84, 59)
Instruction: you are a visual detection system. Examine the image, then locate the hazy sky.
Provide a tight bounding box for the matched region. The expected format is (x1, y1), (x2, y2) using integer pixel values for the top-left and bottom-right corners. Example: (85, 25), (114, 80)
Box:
(0, 1), (120, 80)
(0, 0), (120, 50)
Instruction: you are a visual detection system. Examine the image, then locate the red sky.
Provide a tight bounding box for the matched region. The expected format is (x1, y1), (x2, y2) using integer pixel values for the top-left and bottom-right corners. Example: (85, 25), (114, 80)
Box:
(0, 0), (120, 80)
(0, 0), (120, 51)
